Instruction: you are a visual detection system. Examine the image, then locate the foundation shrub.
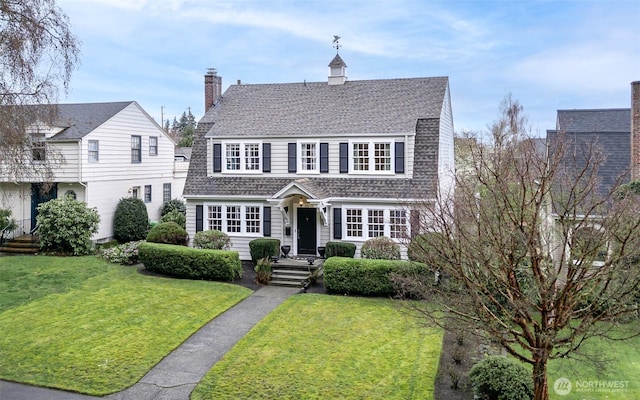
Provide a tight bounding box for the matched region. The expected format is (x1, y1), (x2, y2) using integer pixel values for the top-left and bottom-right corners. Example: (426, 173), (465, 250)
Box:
(159, 210), (186, 229)
(139, 242), (242, 281)
(193, 230), (232, 250)
(248, 238), (280, 262)
(146, 222), (188, 246)
(325, 241), (356, 258)
(36, 198), (100, 255)
(323, 257), (428, 296)
(113, 197), (149, 242)
(361, 236), (401, 260)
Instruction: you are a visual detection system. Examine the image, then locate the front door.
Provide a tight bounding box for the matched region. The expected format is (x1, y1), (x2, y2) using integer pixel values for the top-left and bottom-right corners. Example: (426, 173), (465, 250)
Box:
(31, 183), (57, 232)
(297, 207), (317, 255)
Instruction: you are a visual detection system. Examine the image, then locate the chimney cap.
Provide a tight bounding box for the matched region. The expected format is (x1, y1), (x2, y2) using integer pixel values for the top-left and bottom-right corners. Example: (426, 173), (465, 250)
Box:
(206, 68), (217, 76)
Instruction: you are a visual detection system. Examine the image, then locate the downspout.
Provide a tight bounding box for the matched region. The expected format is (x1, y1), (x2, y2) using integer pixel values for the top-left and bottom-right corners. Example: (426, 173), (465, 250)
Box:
(78, 140), (87, 202)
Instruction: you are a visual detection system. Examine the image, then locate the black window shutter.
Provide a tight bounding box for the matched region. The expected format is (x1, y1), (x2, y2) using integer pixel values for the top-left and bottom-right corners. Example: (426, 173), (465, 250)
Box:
(196, 205), (203, 232)
(213, 143), (222, 173)
(320, 143), (329, 173)
(395, 142), (405, 173)
(263, 206), (271, 236)
(263, 143), (271, 172)
(333, 208), (342, 239)
(288, 143), (297, 173)
(339, 142), (348, 173)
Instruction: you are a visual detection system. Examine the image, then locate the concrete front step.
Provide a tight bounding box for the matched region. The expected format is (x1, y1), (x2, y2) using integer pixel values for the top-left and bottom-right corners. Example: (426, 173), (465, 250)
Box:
(270, 279), (307, 287)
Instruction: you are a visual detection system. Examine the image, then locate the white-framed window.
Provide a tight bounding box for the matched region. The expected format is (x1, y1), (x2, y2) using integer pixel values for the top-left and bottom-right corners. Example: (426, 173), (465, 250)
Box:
(245, 206), (261, 234)
(346, 209), (363, 237)
(163, 183), (171, 202)
(149, 137), (158, 156)
(352, 143), (369, 171)
(344, 207), (410, 240)
(299, 141), (318, 173)
(32, 133), (46, 161)
(223, 142), (261, 172)
(131, 186), (140, 199)
(131, 135), (142, 163)
(144, 185), (152, 203)
(207, 205), (223, 231)
(88, 140), (99, 162)
(207, 204), (263, 236)
(226, 206), (241, 233)
(368, 209), (385, 237)
(350, 140), (394, 173)
(389, 209), (407, 239)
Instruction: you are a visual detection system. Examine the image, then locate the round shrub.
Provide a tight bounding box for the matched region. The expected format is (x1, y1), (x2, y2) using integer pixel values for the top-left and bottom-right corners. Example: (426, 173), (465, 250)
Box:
(36, 197), (100, 255)
(160, 199), (186, 217)
(113, 197), (149, 242)
(193, 230), (232, 250)
(469, 356), (533, 400)
(146, 221), (188, 246)
(361, 236), (401, 260)
(160, 209), (186, 228)
(101, 241), (142, 265)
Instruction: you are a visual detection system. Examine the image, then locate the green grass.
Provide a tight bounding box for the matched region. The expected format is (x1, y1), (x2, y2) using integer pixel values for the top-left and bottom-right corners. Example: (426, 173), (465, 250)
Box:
(192, 294), (443, 400)
(546, 323), (640, 400)
(0, 255), (252, 395)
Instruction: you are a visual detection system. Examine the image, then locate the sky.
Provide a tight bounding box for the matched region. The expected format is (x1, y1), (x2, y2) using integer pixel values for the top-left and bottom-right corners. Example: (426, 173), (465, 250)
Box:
(57, 0), (640, 136)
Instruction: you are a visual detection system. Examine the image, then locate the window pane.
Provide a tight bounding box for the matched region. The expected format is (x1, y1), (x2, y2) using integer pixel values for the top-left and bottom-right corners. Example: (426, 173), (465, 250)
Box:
(226, 206), (241, 233)
(144, 185), (152, 202)
(301, 143), (317, 171)
(163, 183), (171, 202)
(226, 144), (240, 170)
(245, 143), (260, 170)
(88, 140), (99, 162)
(352, 143), (369, 171)
(390, 210), (407, 239)
(374, 143), (391, 171)
(245, 206), (261, 233)
(208, 205), (222, 231)
(149, 137), (158, 156)
(368, 209), (385, 237)
(131, 136), (141, 163)
(346, 209), (363, 237)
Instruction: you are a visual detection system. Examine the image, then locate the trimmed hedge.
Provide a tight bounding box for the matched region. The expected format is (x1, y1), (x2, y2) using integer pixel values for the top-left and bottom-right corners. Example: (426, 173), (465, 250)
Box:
(146, 221), (188, 246)
(323, 257), (430, 296)
(249, 238), (280, 262)
(139, 242), (242, 281)
(325, 241), (356, 258)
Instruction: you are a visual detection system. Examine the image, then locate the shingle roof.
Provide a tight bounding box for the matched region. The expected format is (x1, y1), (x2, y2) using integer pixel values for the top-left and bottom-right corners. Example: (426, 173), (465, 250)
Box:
(46, 102), (133, 141)
(557, 109), (630, 133)
(201, 77), (448, 137)
(328, 54), (347, 68)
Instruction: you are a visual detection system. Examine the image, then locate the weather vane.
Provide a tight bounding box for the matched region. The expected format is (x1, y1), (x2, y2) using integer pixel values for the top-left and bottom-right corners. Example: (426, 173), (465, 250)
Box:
(332, 35), (341, 53)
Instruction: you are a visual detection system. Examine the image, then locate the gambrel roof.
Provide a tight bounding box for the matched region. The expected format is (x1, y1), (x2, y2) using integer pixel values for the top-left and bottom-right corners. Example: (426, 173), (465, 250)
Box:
(201, 77), (449, 137)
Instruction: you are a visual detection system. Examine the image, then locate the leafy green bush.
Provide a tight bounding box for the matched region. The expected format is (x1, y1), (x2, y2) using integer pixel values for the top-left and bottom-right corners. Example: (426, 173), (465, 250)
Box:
(138, 242), (242, 281)
(146, 222), (188, 246)
(36, 198), (100, 255)
(323, 257), (429, 296)
(160, 209), (186, 228)
(113, 197), (149, 243)
(469, 356), (533, 400)
(193, 230), (232, 250)
(408, 232), (447, 262)
(0, 208), (17, 243)
(101, 241), (142, 265)
(160, 199), (186, 217)
(249, 238), (280, 262)
(361, 236), (401, 260)
(325, 241), (356, 258)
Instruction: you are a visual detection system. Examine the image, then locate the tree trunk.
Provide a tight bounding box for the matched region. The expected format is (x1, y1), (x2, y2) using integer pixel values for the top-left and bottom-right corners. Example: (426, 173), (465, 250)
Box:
(532, 358), (549, 400)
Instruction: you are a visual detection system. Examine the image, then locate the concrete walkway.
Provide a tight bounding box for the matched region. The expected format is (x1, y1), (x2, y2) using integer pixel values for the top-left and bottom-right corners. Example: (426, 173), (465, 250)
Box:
(0, 286), (301, 400)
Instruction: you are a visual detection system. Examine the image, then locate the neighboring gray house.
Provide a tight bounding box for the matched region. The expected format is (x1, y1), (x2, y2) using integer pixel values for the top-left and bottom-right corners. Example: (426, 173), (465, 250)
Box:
(183, 54), (455, 260)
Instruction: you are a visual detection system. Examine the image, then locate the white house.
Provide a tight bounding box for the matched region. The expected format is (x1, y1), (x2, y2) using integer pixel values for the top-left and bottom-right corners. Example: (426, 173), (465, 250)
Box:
(0, 101), (187, 242)
(183, 53), (455, 260)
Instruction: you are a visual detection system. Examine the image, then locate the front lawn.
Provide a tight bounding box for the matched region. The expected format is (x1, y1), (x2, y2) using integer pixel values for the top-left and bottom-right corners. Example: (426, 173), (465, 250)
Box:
(192, 294), (443, 400)
(0, 255), (252, 395)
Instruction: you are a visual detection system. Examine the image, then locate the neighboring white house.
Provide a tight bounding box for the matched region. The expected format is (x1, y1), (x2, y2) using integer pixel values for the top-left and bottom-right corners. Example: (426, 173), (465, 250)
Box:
(183, 53), (455, 260)
(0, 101), (188, 241)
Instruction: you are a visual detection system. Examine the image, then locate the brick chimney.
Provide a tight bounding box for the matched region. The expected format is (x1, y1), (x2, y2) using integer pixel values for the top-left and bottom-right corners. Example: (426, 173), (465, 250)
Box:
(204, 68), (222, 112)
(632, 81), (640, 181)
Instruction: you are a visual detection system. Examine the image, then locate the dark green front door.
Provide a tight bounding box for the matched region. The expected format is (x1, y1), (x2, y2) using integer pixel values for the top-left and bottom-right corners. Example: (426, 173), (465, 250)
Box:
(31, 183), (57, 231)
(297, 207), (317, 255)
